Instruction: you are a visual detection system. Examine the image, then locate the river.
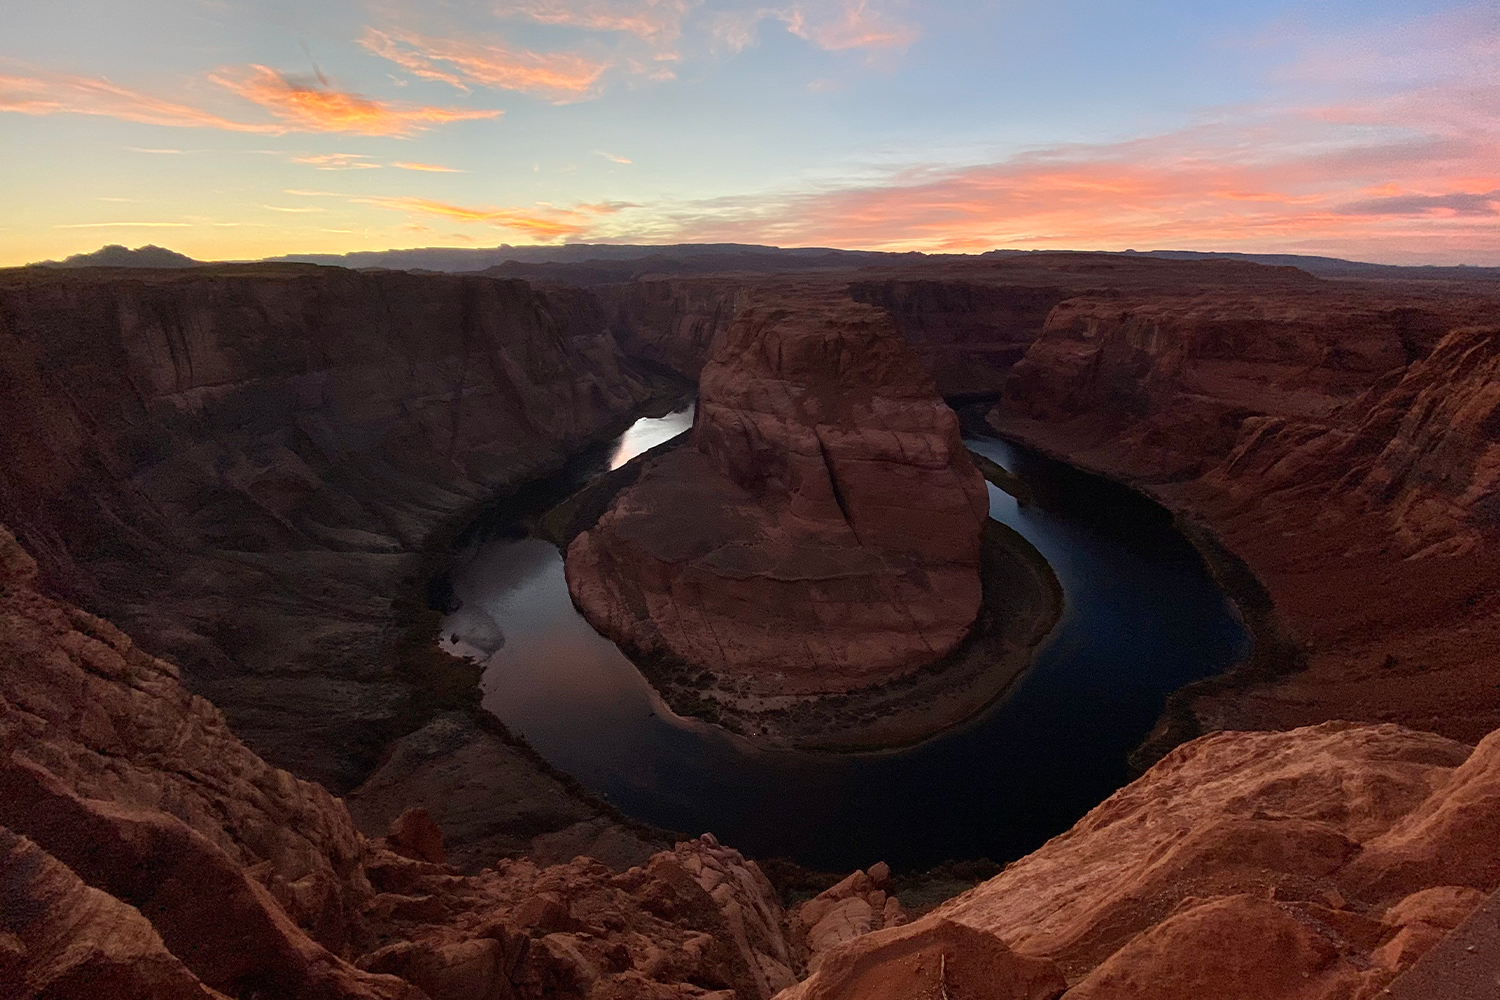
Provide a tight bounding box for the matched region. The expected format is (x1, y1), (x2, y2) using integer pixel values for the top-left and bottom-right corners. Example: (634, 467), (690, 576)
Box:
(440, 405), (1250, 872)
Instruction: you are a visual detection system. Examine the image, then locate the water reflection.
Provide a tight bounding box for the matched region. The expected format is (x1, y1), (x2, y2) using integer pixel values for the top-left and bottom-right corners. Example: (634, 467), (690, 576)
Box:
(609, 405), (695, 470)
(441, 425), (1250, 871)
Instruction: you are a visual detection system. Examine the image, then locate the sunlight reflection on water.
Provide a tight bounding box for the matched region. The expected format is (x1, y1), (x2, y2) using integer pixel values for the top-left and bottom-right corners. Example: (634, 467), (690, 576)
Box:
(609, 404), (695, 470)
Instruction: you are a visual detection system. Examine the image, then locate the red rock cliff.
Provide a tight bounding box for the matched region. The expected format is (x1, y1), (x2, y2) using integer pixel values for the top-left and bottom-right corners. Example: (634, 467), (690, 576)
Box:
(566, 289), (989, 696)
(0, 264), (655, 790)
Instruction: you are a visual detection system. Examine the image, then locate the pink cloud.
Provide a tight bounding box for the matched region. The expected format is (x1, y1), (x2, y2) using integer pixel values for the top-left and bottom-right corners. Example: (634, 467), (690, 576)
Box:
(0, 72), (281, 132)
(353, 195), (626, 239)
(494, 0), (699, 43)
(361, 29), (610, 102)
(645, 80), (1500, 262)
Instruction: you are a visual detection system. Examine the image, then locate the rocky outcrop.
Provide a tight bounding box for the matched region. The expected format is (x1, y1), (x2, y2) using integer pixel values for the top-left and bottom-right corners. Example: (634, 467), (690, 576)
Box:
(566, 290), (990, 697)
(345, 711), (664, 874)
(1, 518), (810, 1000)
(0, 265), (655, 792)
(783, 721), (1500, 1000)
(785, 862), (909, 974)
(775, 918), (1066, 1000)
(0, 827), (226, 1000)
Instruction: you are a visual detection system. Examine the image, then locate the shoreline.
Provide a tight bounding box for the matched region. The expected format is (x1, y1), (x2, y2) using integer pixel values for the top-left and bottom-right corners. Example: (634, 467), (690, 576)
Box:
(538, 439), (1065, 754)
(977, 410), (1306, 772)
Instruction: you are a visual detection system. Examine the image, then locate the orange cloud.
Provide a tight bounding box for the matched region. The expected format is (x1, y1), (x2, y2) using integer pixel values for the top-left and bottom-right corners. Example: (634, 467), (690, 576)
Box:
(213, 65), (499, 135)
(653, 87), (1500, 263)
(0, 72), (280, 132)
(361, 29), (609, 102)
(789, 0), (920, 52)
(392, 161), (465, 172)
(354, 195), (623, 239)
(1, 69), (497, 137)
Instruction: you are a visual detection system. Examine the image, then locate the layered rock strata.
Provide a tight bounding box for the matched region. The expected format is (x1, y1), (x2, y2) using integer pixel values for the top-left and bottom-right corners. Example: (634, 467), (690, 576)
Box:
(7, 513), (1500, 999)
(781, 721), (1500, 1000)
(0, 520), (831, 1000)
(0, 265), (657, 792)
(982, 267), (1500, 747)
(566, 291), (990, 697)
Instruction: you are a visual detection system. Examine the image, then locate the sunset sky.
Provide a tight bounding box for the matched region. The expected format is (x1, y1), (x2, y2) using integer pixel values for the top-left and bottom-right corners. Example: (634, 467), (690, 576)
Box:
(3, 0), (1497, 265)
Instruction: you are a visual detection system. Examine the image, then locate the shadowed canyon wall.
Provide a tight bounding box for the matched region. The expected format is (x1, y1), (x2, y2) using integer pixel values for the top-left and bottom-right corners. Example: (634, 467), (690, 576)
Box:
(0, 264), (657, 792)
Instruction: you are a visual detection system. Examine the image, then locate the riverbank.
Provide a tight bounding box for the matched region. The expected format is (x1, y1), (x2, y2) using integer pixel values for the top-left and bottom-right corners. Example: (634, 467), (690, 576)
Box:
(535, 438), (1064, 752)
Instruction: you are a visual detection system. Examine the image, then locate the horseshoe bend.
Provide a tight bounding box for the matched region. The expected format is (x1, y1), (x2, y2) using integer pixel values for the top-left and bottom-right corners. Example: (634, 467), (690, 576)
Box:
(3, 250), (1500, 1000)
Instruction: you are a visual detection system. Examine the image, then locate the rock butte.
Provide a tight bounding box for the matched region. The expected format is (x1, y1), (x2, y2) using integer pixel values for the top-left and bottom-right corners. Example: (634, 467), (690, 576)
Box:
(565, 289), (990, 695)
(2, 251), (1500, 998)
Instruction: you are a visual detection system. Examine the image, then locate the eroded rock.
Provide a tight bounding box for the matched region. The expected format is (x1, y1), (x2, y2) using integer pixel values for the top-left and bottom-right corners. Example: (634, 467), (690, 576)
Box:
(567, 291), (989, 697)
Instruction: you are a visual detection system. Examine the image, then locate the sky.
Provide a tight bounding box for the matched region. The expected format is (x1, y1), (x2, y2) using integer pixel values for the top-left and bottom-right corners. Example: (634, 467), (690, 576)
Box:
(2, 0), (1497, 265)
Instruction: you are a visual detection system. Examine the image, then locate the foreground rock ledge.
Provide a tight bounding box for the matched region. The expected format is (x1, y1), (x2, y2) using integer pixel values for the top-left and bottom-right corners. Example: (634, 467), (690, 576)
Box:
(565, 291), (990, 698)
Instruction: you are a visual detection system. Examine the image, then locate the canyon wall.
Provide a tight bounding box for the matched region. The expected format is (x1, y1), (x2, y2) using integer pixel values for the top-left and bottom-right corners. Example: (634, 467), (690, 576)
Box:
(0, 522), (813, 1000)
(9, 512), (1498, 1000)
(782, 720), (1500, 1000)
(980, 262), (1500, 748)
(0, 264), (657, 792)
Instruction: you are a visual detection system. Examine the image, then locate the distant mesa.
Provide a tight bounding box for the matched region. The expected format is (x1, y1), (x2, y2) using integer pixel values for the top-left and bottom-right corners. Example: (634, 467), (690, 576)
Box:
(35, 244), (202, 269)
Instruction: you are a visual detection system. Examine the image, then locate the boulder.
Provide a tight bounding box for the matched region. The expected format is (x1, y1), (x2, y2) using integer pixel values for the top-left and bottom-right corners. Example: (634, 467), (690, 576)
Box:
(776, 916), (1066, 1000)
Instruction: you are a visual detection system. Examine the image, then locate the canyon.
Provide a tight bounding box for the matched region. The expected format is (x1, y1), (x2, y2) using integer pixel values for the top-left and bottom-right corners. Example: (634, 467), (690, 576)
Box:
(3, 251), (1499, 999)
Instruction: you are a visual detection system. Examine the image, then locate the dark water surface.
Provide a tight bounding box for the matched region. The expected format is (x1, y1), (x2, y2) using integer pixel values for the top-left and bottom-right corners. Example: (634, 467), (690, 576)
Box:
(442, 411), (1250, 872)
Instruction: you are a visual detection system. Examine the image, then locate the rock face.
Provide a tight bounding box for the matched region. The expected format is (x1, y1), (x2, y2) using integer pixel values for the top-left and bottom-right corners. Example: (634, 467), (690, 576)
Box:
(783, 721), (1500, 1000)
(566, 292), (989, 695)
(980, 263), (1500, 746)
(0, 518), (812, 1000)
(0, 264), (656, 792)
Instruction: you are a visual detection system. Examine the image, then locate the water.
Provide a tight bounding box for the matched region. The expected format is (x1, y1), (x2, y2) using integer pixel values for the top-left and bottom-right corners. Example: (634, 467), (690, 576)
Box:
(441, 415), (1250, 873)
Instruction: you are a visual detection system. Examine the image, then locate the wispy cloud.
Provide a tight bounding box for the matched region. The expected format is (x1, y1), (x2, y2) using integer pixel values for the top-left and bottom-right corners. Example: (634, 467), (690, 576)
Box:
(353, 195), (626, 239)
(711, 0), (919, 55)
(596, 150), (632, 164)
(494, 0), (699, 44)
(1, 72), (280, 132)
(391, 161), (466, 172)
(262, 205), (326, 213)
(1, 68), (498, 136)
(292, 152), (382, 169)
(55, 221), (193, 229)
(361, 29), (609, 102)
(212, 65), (500, 135)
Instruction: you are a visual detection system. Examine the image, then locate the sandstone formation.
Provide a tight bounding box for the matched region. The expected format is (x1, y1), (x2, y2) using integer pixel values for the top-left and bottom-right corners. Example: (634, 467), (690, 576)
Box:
(0, 263), (682, 869)
(978, 262), (1500, 747)
(782, 721), (1500, 999)
(566, 290), (990, 698)
(0, 518), (840, 1000)
(0, 264), (657, 793)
